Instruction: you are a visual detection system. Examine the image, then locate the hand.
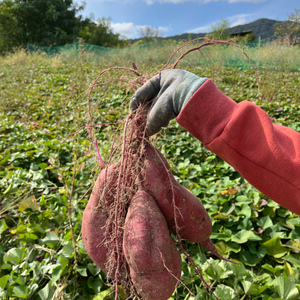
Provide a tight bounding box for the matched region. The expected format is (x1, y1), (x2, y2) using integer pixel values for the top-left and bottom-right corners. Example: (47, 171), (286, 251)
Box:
(130, 69), (207, 136)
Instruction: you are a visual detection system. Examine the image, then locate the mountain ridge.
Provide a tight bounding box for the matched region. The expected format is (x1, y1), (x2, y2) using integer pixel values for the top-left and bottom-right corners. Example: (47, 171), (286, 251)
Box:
(131, 18), (282, 43)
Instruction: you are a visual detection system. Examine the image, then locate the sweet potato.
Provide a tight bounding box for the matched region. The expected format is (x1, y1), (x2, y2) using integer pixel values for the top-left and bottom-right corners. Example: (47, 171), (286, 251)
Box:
(82, 165), (118, 272)
(123, 190), (181, 300)
(143, 144), (225, 260)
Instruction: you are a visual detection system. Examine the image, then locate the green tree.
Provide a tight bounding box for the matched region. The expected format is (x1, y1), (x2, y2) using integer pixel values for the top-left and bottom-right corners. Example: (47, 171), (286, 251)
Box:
(139, 25), (161, 43)
(206, 18), (230, 40)
(79, 18), (129, 48)
(0, 0), (17, 51)
(230, 32), (256, 43)
(0, 0), (87, 51)
(274, 8), (300, 46)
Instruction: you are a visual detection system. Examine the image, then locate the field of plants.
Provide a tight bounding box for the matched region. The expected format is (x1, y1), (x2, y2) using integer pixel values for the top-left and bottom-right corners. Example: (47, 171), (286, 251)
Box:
(0, 44), (300, 300)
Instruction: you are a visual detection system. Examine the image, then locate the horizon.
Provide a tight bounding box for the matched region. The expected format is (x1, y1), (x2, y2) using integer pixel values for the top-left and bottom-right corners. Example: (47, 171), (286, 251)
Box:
(82, 0), (299, 39)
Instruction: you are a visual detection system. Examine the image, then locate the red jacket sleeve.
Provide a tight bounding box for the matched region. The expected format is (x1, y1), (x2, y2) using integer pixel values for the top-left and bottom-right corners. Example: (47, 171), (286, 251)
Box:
(176, 79), (300, 215)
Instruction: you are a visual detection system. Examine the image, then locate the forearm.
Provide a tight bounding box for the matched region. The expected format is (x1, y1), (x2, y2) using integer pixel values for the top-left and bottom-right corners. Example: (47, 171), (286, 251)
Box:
(176, 79), (300, 215)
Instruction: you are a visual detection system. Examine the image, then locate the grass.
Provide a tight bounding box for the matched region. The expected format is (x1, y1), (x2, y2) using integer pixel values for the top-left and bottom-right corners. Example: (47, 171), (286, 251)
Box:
(0, 45), (300, 300)
(23, 40), (300, 72)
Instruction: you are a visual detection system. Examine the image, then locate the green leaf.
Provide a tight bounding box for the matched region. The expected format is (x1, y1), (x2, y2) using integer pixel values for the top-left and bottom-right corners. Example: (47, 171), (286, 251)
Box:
(284, 239), (300, 252)
(273, 274), (299, 300)
(87, 277), (103, 294)
(0, 275), (10, 289)
(93, 287), (113, 300)
(28, 223), (45, 234)
(270, 231), (286, 239)
(227, 261), (249, 278)
(12, 285), (29, 298)
(248, 246), (266, 258)
(41, 232), (59, 248)
(239, 250), (262, 266)
(231, 230), (261, 244)
(263, 206), (277, 218)
(262, 264), (283, 274)
(257, 216), (273, 229)
(236, 195), (250, 203)
(285, 217), (299, 229)
(215, 241), (228, 256)
(213, 284), (236, 300)
(19, 233), (38, 240)
(283, 262), (294, 277)
(289, 227), (300, 239)
(78, 239), (86, 253)
(1, 263), (11, 271)
(257, 246), (267, 258)
(2, 182), (13, 195)
(19, 196), (40, 212)
(267, 200), (280, 208)
(3, 248), (23, 265)
(237, 217), (253, 230)
(62, 244), (74, 258)
(92, 286), (127, 300)
(38, 163), (48, 170)
(77, 265), (88, 277)
(38, 282), (52, 300)
(0, 154), (10, 165)
(30, 283), (39, 296)
(283, 254), (300, 268)
(226, 243), (241, 253)
(16, 224), (27, 233)
(242, 277), (269, 296)
(213, 213), (229, 220)
(51, 266), (62, 284)
(223, 203), (235, 216)
(204, 263), (227, 280)
(241, 278), (253, 294)
(237, 204), (252, 218)
(262, 236), (288, 258)
(0, 219), (8, 234)
(87, 263), (95, 276)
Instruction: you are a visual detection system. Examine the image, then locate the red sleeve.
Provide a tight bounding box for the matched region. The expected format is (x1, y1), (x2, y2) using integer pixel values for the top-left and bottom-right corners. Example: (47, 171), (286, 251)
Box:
(176, 79), (300, 215)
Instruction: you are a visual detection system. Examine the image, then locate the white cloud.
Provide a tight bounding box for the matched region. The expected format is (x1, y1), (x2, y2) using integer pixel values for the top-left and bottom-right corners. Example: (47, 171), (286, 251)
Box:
(110, 22), (139, 38)
(188, 13), (256, 33)
(110, 22), (171, 38)
(98, 0), (267, 3)
(228, 13), (256, 27)
(142, 0), (267, 4)
(158, 26), (172, 33)
(188, 24), (212, 33)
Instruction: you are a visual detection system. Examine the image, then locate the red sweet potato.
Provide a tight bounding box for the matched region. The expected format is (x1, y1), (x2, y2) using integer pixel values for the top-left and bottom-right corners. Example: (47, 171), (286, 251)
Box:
(143, 144), (211, 241)
(143, 144), (225, 260)
(123, 190), (181, 300)
(82, 165), (118, 272)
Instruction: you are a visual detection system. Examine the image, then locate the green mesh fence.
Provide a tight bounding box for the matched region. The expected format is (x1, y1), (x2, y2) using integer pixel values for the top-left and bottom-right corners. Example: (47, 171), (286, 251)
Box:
(27, 40), (300, 72)
(27, 41), (156, 55)
(27, 40), (266, 54)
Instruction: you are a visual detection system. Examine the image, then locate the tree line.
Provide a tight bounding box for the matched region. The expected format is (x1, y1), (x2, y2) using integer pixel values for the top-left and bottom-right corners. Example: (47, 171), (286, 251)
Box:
(0, 0), (129, 53)
(0, 1), (299, 53)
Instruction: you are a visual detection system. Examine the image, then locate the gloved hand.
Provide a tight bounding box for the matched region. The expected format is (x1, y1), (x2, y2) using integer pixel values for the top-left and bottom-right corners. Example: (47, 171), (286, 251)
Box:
(129, 69), (207, 136)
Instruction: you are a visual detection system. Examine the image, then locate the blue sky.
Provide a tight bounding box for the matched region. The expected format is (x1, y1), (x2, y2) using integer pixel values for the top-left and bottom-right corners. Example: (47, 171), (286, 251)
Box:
(81, 0), (299, 39)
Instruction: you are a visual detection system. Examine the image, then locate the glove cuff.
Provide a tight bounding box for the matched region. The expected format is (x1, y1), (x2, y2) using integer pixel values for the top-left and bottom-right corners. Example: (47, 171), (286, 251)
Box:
(173, 74), (208, 116)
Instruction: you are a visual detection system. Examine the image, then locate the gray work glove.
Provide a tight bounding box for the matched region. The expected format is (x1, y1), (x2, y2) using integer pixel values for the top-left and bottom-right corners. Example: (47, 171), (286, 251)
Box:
(129, 69), (207, 136)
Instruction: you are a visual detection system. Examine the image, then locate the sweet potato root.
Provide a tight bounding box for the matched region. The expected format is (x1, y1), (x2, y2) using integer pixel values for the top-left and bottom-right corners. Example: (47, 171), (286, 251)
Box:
(82, 165), (119, 272)
(143, 144), (232, 262)
(143, 144), (211, 242)
(123, 190), (181, 300)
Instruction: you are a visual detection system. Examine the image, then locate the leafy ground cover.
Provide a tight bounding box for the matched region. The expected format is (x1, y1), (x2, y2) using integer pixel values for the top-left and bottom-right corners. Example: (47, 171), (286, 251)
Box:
(0, 49), (300, 300)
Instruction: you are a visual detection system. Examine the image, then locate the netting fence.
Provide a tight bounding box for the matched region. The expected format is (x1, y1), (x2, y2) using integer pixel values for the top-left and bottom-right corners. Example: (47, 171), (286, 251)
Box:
(28, 40), (300, 72)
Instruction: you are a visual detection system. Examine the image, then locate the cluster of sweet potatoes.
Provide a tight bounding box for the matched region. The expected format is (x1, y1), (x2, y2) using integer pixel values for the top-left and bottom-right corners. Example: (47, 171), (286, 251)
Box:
(82, 143), (225, 300)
